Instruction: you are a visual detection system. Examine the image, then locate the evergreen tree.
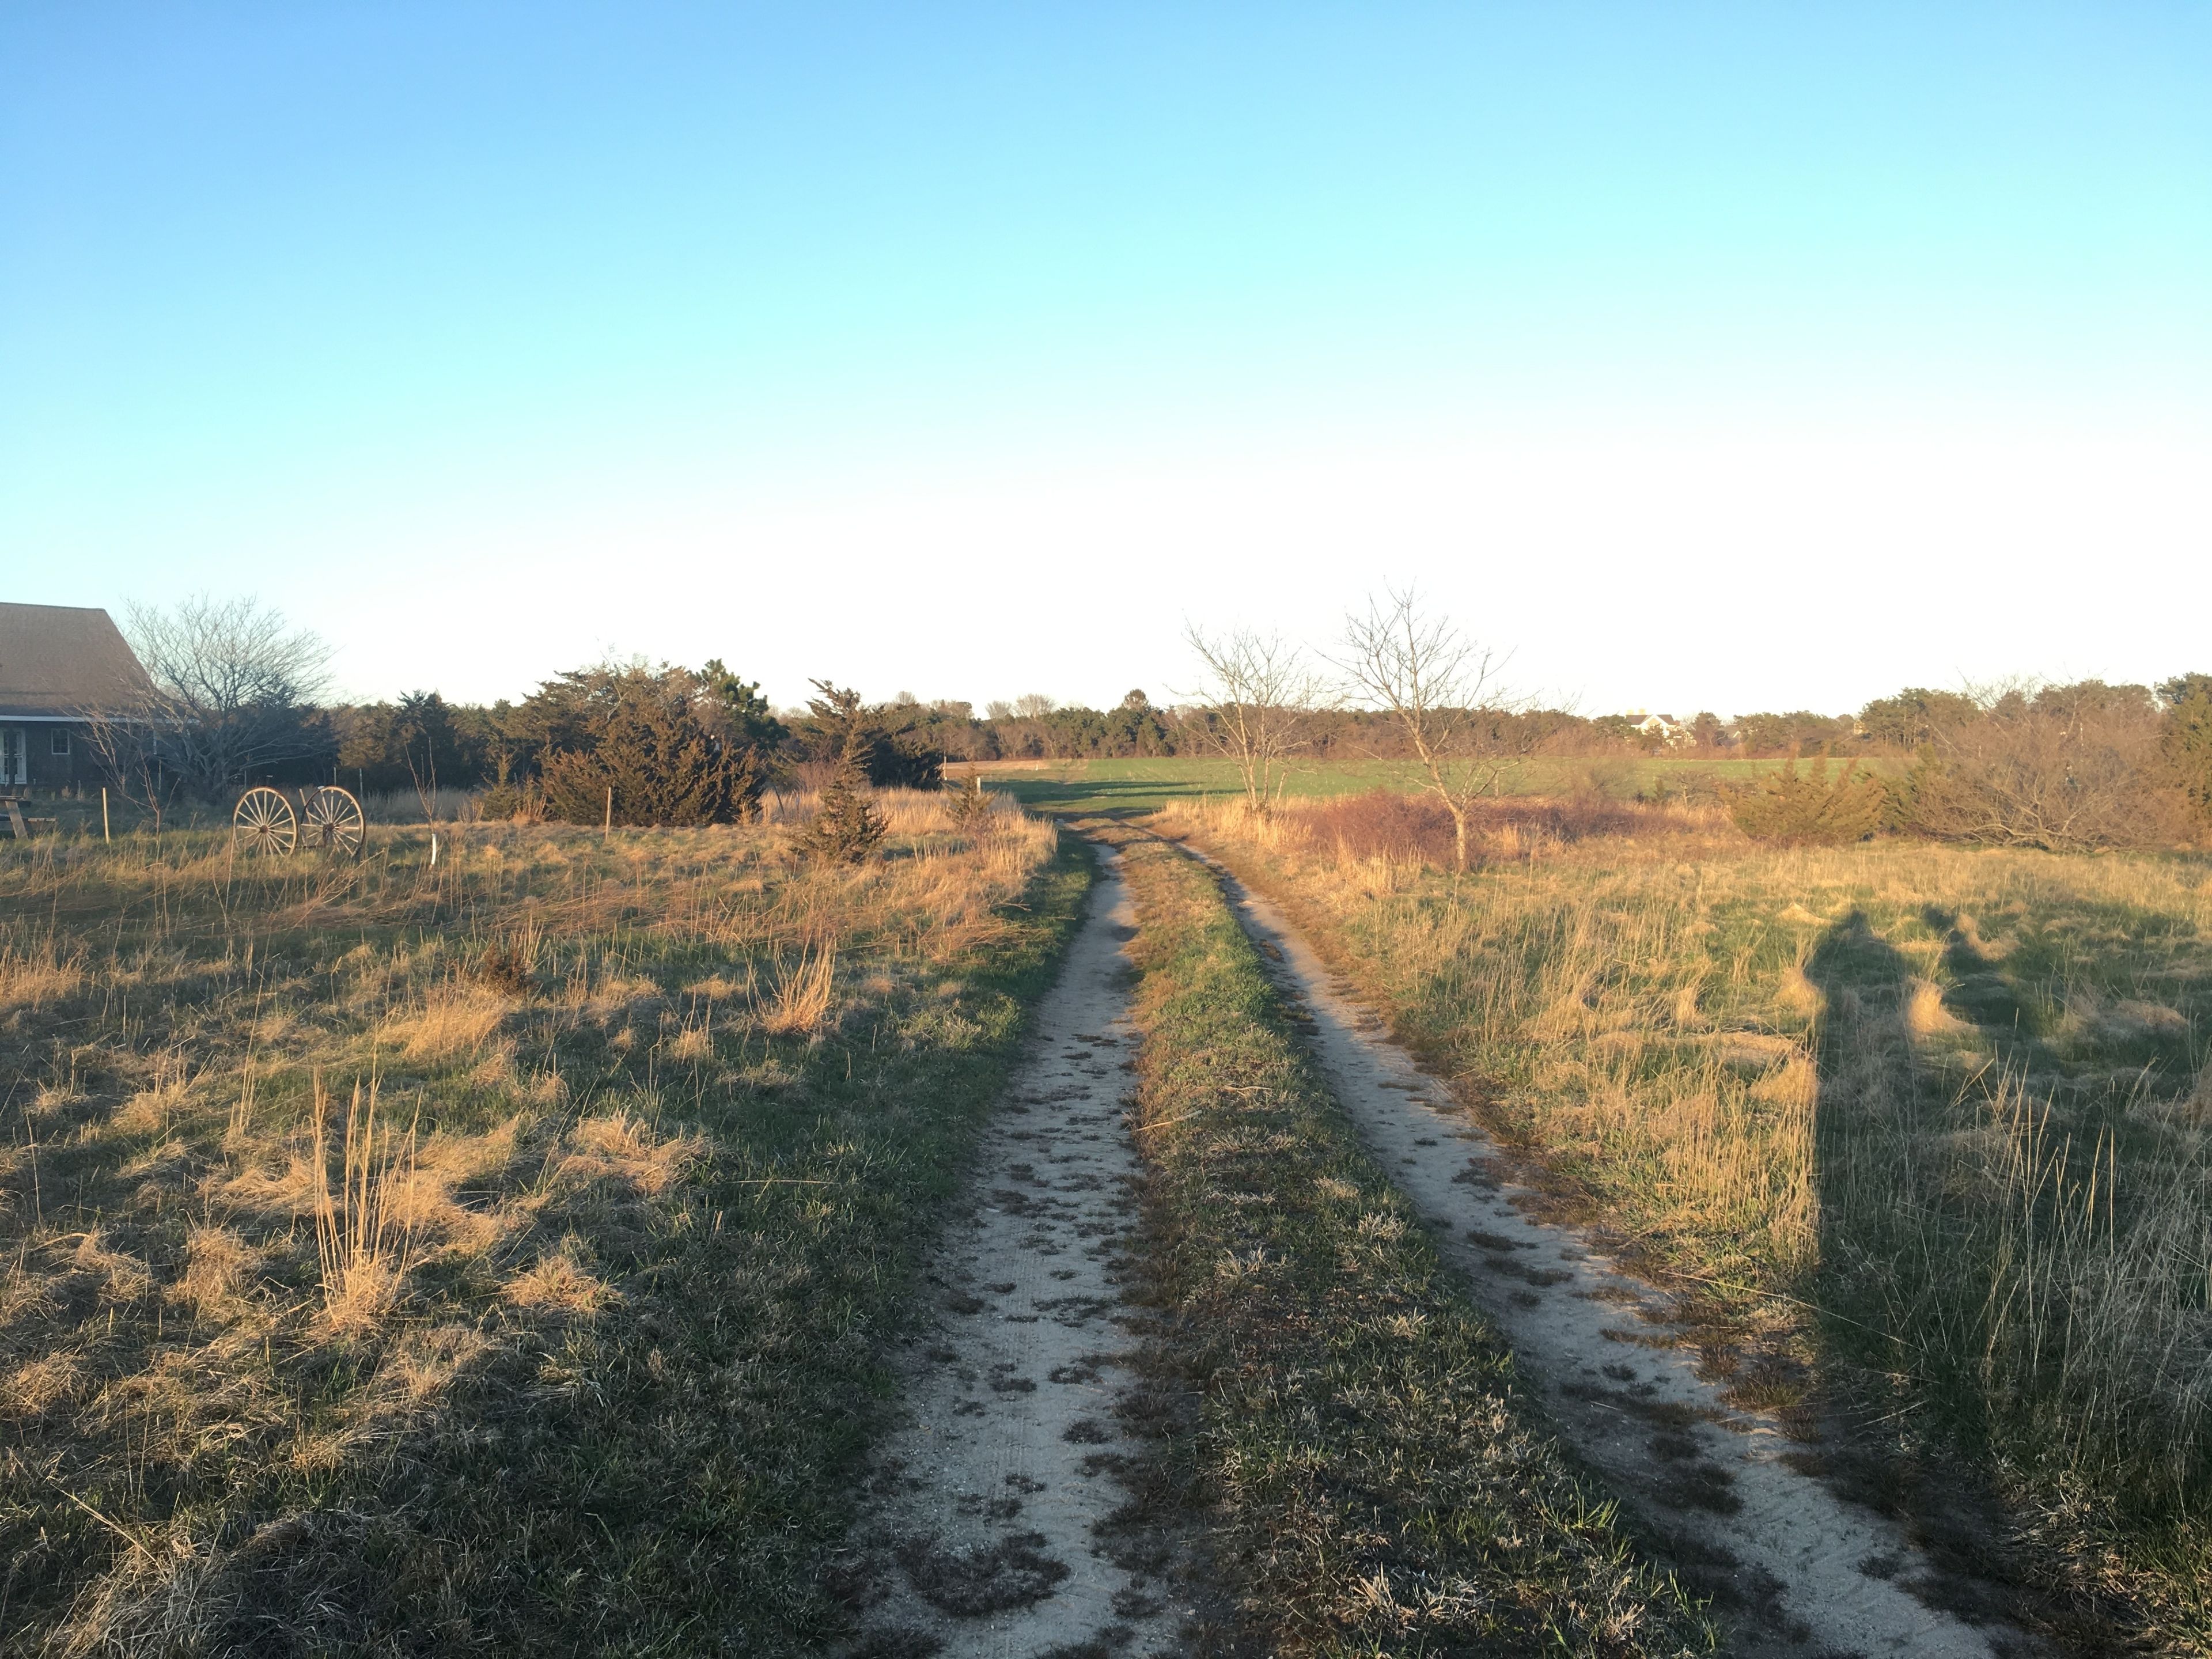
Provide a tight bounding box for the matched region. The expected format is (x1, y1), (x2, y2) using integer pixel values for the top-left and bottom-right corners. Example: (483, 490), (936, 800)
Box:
(537, 665), (764, 827)
(801, 771), (888, 862)
(945, 771), (994, 831)
(1725, 759), (1887, 844)
(798, 680), (890, 860)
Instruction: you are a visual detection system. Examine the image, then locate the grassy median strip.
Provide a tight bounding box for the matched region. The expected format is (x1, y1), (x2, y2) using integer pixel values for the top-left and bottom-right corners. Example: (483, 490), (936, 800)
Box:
(1, 804), (1087, 1656)
(1101, 826), (1713, 1658)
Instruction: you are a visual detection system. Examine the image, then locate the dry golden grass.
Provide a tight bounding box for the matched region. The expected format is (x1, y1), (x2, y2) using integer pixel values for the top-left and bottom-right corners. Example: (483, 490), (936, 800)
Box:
(310, 1077), (418, 1334)
(760, 941), (838, 1035)
(0, 944), (82, 1010)
(397, 987), (509, 1059)
(0, 791), (1066, 1654)
(1164, 794), (2212, 1646)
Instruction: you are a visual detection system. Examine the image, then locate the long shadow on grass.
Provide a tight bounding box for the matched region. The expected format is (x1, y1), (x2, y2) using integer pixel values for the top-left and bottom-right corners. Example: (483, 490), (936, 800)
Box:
(1802, 912), (2127, 1647)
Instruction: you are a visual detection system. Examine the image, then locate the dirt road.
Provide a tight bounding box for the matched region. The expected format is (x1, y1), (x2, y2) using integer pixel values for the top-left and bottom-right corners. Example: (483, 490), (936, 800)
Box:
(844, 849), (1198, 1658)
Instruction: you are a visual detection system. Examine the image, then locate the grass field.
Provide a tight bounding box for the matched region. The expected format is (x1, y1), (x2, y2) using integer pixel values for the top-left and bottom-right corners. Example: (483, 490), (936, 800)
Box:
(1098, 823), (1714, 1656)
(0, 796), (1084, 1656)
(1160, 796), (2212, 1649)
(961, 755), (1892, 817)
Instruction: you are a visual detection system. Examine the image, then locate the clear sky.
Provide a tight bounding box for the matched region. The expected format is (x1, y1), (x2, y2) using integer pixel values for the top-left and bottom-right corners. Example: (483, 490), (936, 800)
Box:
(4, 3), (2207, 717)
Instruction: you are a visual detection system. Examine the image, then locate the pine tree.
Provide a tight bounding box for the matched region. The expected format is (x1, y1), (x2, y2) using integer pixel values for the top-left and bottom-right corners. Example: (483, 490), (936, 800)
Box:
(945, 772), (994, 831)
(802, 771), (888, 862)
(800, 683), (888, 861)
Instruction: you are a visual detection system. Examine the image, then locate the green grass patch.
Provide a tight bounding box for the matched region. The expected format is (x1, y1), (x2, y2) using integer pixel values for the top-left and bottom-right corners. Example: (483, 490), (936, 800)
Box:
(1100, 824), (1713, 1657)
(976, 755), (1891, 818)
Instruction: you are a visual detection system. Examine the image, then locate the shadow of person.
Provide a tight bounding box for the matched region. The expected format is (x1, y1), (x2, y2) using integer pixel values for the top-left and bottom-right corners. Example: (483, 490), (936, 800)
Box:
(1918, 904), (2065, 1081)
(1798, 909), (2056, 1626)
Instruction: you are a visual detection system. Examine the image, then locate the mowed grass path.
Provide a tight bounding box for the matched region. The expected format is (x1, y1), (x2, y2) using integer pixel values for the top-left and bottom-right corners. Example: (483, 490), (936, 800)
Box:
(0, 801), (1086, 1656)
(968, 755), (1874, 817)
(1100, 823), (1713, 1657)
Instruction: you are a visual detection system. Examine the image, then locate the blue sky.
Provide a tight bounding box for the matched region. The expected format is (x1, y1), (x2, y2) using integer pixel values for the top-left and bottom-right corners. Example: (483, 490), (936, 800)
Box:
(5, 3), (2207, 713)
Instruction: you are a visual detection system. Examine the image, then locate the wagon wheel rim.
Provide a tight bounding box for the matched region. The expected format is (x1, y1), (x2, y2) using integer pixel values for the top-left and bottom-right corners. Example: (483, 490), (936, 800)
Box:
(303, 786), (366, 859)
(233, 787), (298, 855)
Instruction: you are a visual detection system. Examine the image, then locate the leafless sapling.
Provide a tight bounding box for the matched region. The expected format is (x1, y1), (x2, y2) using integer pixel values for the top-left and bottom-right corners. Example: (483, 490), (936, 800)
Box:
(1180, 624), (1325, 813)
(1331, 586), (1530, 872)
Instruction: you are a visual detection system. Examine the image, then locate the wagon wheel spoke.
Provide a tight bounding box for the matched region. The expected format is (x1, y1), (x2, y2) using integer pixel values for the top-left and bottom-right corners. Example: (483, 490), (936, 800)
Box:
(232, 787), (297, 855)
(304, 787), (367, 859)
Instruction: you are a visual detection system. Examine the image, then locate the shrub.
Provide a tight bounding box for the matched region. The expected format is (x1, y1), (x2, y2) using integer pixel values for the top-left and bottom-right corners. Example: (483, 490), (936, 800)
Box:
(945, 774), (995, 832)
(801, 775), (887, 862)
(1725, 759), (1887, 844)
(537, 666), (765, 827)
(1298, 789), (1458, 865)
(477, 779), (545, 823)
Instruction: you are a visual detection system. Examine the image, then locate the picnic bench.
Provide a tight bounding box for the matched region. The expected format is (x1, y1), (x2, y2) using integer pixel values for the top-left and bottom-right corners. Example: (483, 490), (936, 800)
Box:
(0, 795), (55, 840)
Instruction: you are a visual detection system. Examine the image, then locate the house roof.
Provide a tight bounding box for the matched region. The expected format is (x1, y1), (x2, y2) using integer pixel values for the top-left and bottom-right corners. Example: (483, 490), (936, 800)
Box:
(0, 604), (157, 719)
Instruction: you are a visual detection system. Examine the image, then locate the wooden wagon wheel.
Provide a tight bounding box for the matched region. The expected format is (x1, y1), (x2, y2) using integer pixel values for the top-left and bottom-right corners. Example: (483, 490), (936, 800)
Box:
(302, 785), (366, 858)
(233, 787), (298, 855)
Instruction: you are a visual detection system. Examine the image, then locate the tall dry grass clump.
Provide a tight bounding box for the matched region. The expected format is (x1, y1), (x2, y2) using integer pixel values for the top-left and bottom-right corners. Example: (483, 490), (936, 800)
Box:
(1166, 791), (2212, 1641)
(760, 941), (838, 1036)
(0, 942), (85, 1010)
(309, 1075), (418, 1331)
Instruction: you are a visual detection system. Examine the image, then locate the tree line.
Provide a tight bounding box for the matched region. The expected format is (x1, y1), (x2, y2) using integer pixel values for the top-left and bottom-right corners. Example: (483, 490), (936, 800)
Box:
(75, 596), (2212, 854)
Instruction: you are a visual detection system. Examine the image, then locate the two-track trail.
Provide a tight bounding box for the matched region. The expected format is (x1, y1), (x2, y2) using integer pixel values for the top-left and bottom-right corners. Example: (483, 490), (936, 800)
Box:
(1188, 843), (2041, 1659)
(843, 849), (1200, 1658)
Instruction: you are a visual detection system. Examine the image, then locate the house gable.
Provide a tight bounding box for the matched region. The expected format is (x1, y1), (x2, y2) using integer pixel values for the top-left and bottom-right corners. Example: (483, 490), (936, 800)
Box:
(0, 603), (156, 720)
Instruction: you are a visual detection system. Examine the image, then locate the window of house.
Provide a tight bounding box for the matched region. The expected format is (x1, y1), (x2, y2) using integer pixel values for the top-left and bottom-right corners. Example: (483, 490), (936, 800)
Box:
(50, 730), (71, 756)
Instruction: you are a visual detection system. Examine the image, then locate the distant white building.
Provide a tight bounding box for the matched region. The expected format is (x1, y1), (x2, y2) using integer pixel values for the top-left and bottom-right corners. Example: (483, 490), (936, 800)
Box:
(1628, 710), (1692, 748)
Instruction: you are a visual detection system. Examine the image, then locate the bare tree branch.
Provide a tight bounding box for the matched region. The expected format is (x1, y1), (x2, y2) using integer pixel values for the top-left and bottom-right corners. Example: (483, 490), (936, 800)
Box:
(1329, 586), (1529, 871)
(122, 596), (332, 800)
(1179, 625), (1326, 813)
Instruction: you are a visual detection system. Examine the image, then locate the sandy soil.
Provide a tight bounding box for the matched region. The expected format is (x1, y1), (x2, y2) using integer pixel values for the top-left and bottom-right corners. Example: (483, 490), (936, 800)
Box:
(844, 849), (1201, 1658)
(1195, 847), (2043, 1659)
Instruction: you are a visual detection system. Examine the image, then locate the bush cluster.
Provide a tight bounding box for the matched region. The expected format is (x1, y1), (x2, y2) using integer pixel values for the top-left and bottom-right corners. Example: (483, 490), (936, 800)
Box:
(1722, 680), (2211, 852)
(423, 665), (949, 839)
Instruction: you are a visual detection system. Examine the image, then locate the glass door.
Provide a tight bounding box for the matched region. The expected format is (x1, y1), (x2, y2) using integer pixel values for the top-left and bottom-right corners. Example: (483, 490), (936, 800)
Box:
(1, 728), (24, 787)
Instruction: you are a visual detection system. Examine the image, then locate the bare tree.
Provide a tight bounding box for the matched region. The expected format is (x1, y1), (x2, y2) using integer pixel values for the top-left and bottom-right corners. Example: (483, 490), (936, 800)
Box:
(123, 596), (332, 801)
(76, 705), (175, 833)
(1180, 624), (1325, 812)
(1331, 586), (1527, 872)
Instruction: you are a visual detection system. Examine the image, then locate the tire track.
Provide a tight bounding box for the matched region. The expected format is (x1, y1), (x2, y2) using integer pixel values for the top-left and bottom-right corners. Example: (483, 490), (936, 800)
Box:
(843, 848), (1199, 1658)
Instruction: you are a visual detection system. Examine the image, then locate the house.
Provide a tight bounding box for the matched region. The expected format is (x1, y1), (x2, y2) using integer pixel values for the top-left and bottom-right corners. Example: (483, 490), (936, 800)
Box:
(0, 603), (156, 793)
(1628, 711), (1692, 749)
